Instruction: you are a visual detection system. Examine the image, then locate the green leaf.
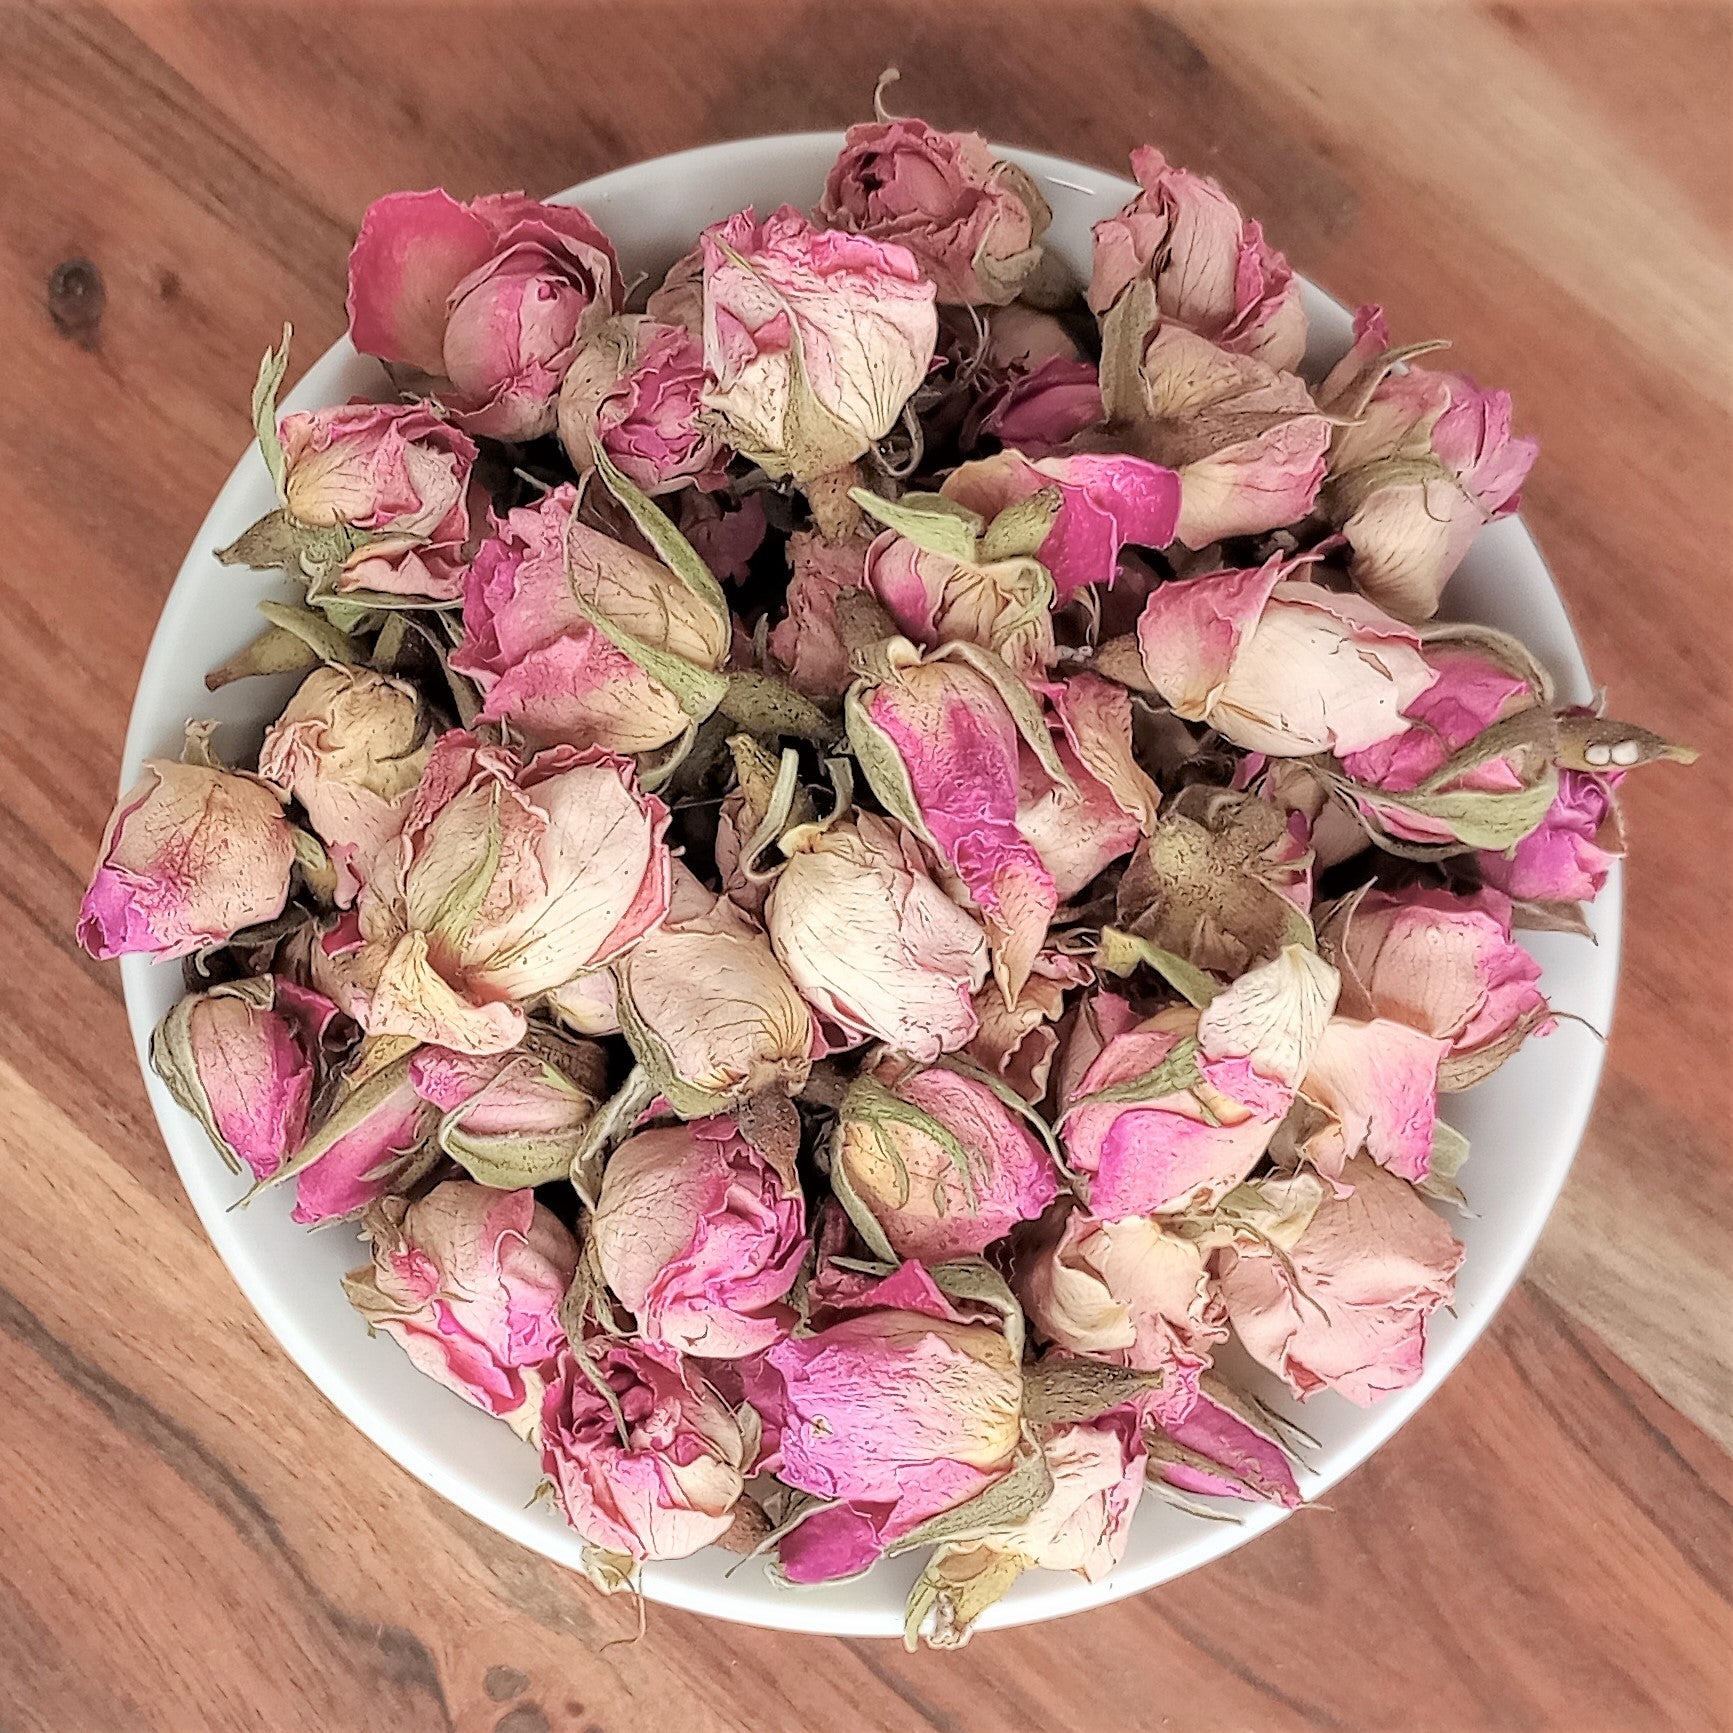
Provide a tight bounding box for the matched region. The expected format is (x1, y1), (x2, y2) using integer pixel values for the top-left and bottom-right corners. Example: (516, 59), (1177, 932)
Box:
(440, 1127), (587, 1190)
(590, 442), (731, 624)
(717, 672), (842, 746)
(1095, 927), (1219, 1007)
(204, 623), (322, 690)
(849, 486), (985, 564)
(214, 508), (305, 573)
(256, 599), (358, 664)
(251, 323), (293, 502)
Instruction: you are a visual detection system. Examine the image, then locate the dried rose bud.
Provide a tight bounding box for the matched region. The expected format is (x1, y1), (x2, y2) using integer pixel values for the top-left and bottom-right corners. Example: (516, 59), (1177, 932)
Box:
(151, 976), (336, 1181)
(347, 189), (622, 441)
(1321, 886), (1550, 1085)
(1318, 305), (1537, 621)
(677, 487), (767, 585)
(1136, 557), (1437, 757)
(259, 665), (429, 905)
(590, 1115), (806, 1358)
(354, 731), (670, 1054)
(540, 1337), (750, 1560)
(1089, 146), (1307, 371)
(700, 205), (937, 482)
(970, 305), (1105, 454)
(1016, 1201), (1227, 1424)
(1214, 1156), (1464, 1405)
(965, 949), (1091, 1103)
(1476, 768), (1621, 905)
(1289, 1015), (1449, 1185)
(557, 314), (727, 495)
(451, 486), (729, 755)
(834, 1059), (1059, 1262)
(278, 402), (480, 600)
(768, 530), (870, 700)
(766, 813), (990, 1060)
(820, 118), (1051, 306)
(79, 759), (294, 961)
(1147, 1378), (1302, 1507)
(344, 1181), (577, 1437)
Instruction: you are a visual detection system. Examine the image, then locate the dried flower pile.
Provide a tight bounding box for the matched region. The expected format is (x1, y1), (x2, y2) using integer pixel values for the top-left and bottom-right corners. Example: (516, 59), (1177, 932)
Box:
(81, 94), (1692, 1647)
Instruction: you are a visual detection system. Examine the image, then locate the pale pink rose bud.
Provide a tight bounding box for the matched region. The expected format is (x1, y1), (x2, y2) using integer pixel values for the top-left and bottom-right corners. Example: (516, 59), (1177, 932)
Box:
(835, 1059), (1060, 1262)
(768, 529), (869, 699)
(150, 977), (335, 1181)
(1321, 886), (1550, 1081)
(1215, 1156), (1464, 1405)
(451, 485), (729, 755)
(1016, 1202), (1228, 1424)
(763, 1277), (1024, 1583)
(591, 1116), (806, 1358)
(1136, 557), (1437, 757)
(1089, 146), (1307, 372)
(765, 813), (990, 1060)
(1149, 1380), (1302, 1507)
(942, 450), (1181, 600)
(557, 315), (728, 495)
(1319, 305), (1538, 621)
(965, 948), (1091, 1103)
(278, 401), (480, 600)
(347, 189), (623, 442)
(616, 869), (814, 1114)
(1476, 768), (1621, 905)
(540, 1337), (749, 1560)
(645, 246), (706, 335)
(820, 118), (1051, 306)
(259, 665), (429, 905)
(79, 759), (294, 961)
(1293, 1016), (1447, 1185)
(355, 731), (671, 1054)
(344, 1181), (577, 1437)
(1096, 317), (1328, 548)
(700, 205), (938, 482)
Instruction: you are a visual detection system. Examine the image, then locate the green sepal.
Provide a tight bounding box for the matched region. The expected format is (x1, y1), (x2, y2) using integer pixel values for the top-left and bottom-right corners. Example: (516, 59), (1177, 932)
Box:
(251, 322), (292, 502)
(1095, 927), (1219, 1007)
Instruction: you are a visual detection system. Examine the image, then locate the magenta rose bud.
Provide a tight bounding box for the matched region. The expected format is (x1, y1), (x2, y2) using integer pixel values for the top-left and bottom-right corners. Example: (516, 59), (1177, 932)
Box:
(834, 1059), (1060, 1262)
(1136, 557), (1437, 757)
(557, 315), (728, 495)
(1214, 1156), (1464, 1405)
(344, 1181), (577, 1436)
(700, 205), (938, 482)
(766, 813), (990, 1061)
(354, 731), (671, 1054)
(590, 1116), (807, 1358)
(1089, 145), (1307, 371)
(278, 401), (480, 600)
(1476, 768), (1622, 905)
(288, 1045), (437, 1225)
(539, 1337), (751, 1562)
(79, 759), (294, 961)
(451, 486), (728, 755)
(1149, 1381), (1302, 1507)
(820, 118), (1051, 306)
(346, 189), (622, 442)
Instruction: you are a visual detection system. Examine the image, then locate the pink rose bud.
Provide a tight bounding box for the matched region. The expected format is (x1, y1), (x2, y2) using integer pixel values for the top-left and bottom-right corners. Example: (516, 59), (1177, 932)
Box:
(1215, 1156), (1464, 1405)
(591, 1115), (806, 1358)
(278, 401), (480, 600)
(540, 1337), (751, 1561)
(346, 189), (622, 442)
(1017, 1202), (1228, 1425)
(344, 1181), (577, 1437)
(615, 867), (814, 1114)
(1148, 1379), (1302, 1507)
(451, 485), (729, 755)
(150, 976), (335, 1181)
(557, 315), (728, 495)
(1319, 305), (1538, 621)
(700, 205), (938, 482)
(1293, 1015), (1447, 1185)
(766, 813), (990, 1060)
(355, 731), (671, 1054)
(1060, 947), (1339, 1217)
(677, 487), (768, 585)
(762, 1275), (1024, 1583)
(980, 356), (1105, 455)
(965, 948), (1092, 1104)
(1097, 317), (1328, 548)
(834, 1059), (1060, 1262)
(645, 245), (705, 335)
(942, 450), (1181, 600)
(1321, 886), (1550, 1084)
(848, 639), (1066, 1002)
(259, 665), (429, 905)
(1136, 557), (1437, 757)
(1089, 146), (1307, 372)
(79, 759), (294, 961)
(768, 529), (869, 699)
(820, 118), (1051, 306)
(1476, 768), (1622, 905)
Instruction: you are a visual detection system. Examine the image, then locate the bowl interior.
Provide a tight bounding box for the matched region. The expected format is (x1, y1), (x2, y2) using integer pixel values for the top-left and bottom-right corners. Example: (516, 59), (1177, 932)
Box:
(119, 133), (1620, 1637)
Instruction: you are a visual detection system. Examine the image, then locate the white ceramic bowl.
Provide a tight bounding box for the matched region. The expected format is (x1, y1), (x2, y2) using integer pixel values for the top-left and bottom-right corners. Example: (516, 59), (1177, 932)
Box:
(120, 134), (1620, 1637)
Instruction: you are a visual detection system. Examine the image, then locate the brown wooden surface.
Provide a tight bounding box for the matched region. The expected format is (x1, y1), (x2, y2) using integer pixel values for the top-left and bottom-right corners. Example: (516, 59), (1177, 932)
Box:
(2, 3), (1730, 1729)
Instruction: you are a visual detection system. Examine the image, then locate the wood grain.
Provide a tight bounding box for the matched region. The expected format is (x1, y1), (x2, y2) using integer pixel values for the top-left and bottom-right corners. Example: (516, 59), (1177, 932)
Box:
(1, 3), (1729, 1729)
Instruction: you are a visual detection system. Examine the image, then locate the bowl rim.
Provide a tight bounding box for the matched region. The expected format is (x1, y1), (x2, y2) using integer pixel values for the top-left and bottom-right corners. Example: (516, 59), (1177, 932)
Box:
(118, 129), (1622, 1638)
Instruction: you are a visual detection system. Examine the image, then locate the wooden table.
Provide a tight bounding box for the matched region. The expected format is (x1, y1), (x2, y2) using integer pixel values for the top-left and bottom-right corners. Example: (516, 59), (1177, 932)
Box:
(2, 4), (1728, 1729)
